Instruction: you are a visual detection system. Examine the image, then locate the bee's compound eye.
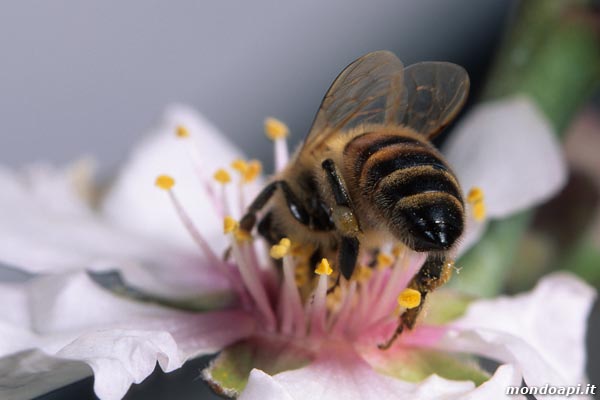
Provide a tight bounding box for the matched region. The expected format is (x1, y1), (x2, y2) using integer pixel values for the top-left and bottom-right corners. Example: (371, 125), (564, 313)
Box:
(401, 202), (463, 252)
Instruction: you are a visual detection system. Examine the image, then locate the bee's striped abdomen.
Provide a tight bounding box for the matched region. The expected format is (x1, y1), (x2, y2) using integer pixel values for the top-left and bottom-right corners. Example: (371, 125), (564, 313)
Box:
(344, 131), (464, 251)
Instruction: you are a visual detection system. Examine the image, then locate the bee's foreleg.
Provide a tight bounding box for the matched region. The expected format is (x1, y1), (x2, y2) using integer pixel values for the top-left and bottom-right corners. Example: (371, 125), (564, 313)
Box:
(240, 181), (280, 232)
(240, 180), (310, 232)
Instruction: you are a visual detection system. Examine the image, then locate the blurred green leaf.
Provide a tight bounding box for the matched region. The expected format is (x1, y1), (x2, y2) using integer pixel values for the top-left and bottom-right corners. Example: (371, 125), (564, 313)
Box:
(456, 0), (600, 296)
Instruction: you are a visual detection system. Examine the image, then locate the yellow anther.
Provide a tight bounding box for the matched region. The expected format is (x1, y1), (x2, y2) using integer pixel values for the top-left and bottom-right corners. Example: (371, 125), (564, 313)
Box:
(234, 229), (252, 242)
(175, 125), (190, 138)
(223, 216), (238, 234)
(356, 264), (373, 282)
(279, 238), (291, 249)
(243, 160), (262, 183)
(315, 258), (333, 276)
(231, 159), (249, 174)
(392, 245), (403, 258)
(270, 244), (289, 259)
(264, 117), (289, 140)
(397, 288), (422, 309)
(376, 253), (393, 269)
(155, 175), (175, 190)
(467, 187), (485, 203)
(214, 169), (232, 184)
(472, 201), (486, 222)
(467, 187), (486, 222)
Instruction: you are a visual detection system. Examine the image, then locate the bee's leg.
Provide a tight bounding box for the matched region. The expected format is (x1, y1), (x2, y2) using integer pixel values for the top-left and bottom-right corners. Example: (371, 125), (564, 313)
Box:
(257, 212), (284, 245)
(321, 159), (361, 280)
(339, 236), (360, 280)
(240, 180), (310, 232)
(240, 181), (280, 232)
(378, 255), (452, 350)
(321, 159), (353, 208)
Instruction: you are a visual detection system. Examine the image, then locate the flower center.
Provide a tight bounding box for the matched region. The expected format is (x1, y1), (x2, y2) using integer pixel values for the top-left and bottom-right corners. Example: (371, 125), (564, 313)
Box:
(155, 120), (432, 346)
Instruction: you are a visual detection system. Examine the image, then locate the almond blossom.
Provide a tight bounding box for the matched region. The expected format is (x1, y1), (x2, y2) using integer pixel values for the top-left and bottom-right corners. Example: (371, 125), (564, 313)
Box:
(0, 100), (592, 400)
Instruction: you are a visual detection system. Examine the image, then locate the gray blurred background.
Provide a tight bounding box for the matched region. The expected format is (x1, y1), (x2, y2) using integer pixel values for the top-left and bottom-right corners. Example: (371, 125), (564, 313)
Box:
(1, 0), (511, 170)
(1, 1), (596, 399)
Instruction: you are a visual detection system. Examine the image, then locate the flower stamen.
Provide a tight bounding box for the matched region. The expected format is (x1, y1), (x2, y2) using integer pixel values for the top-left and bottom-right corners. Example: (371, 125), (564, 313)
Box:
(175, 125), (190, 138)
(155, 174), (175, 190)
(223, 216), (238, 234)
(270, 238), (292, 259)
(214, 169), (232, 184)
(243, 160), (262, 183)
(264, 117), (290, 172)
(154, 174), (220, 265)
(315, 258), (333, 276)
(467, 186), (486, 222)
(264, 117), (289, 140)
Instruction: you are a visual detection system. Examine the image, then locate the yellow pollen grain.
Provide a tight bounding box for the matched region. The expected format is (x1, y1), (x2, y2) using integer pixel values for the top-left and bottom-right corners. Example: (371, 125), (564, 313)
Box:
(467, 187), (486, 222)
(155, 175), (175, 190)
(243, 160), (262, 183)
(270, 244), (289, 259)
(397, 288), (422, 309)
(315, 258), (333, 276)
(175, 125), (190, 138)
(264, 117), (289, 140)
(467, 187), (484, 203)
(376, 253), (393, 269)
(356, 264), (373, 282)
(214, 169), (231, 184)
(223, 216), (238, 234)
(231, 159), (249, 174)
(279, 238), (291, 249)
(472, 201), (486, 222)
(392, 245), (403, 258)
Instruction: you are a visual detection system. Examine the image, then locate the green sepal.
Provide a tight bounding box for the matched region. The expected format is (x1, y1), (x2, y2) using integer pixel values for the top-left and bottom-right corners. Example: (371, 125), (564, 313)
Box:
(424, 289), (474, 325)
(202, 336), (312, 397)
(371, 349), (490, 387)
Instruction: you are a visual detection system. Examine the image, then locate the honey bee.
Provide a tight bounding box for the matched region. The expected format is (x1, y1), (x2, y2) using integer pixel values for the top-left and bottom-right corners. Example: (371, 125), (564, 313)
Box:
(240, 51), (469, 345)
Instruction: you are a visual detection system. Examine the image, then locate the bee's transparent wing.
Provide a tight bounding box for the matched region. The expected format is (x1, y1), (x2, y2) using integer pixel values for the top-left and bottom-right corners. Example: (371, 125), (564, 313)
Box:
(303, 51), (406, 149)
(401, 62), (469, 139)
(302, 51), (469, 151)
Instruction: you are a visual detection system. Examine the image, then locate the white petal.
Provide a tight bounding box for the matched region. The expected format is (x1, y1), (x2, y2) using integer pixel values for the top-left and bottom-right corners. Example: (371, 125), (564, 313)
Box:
(0, 272), (255, 399)
(459, 364), (526, 400)
(0, 162), (232, 299)
(454, 206), (487, 257)
(444, 97), (567, 219)
(101, 104), (244, 254)
(240, 344), (520, 400)
(442, 273), (595, 391)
